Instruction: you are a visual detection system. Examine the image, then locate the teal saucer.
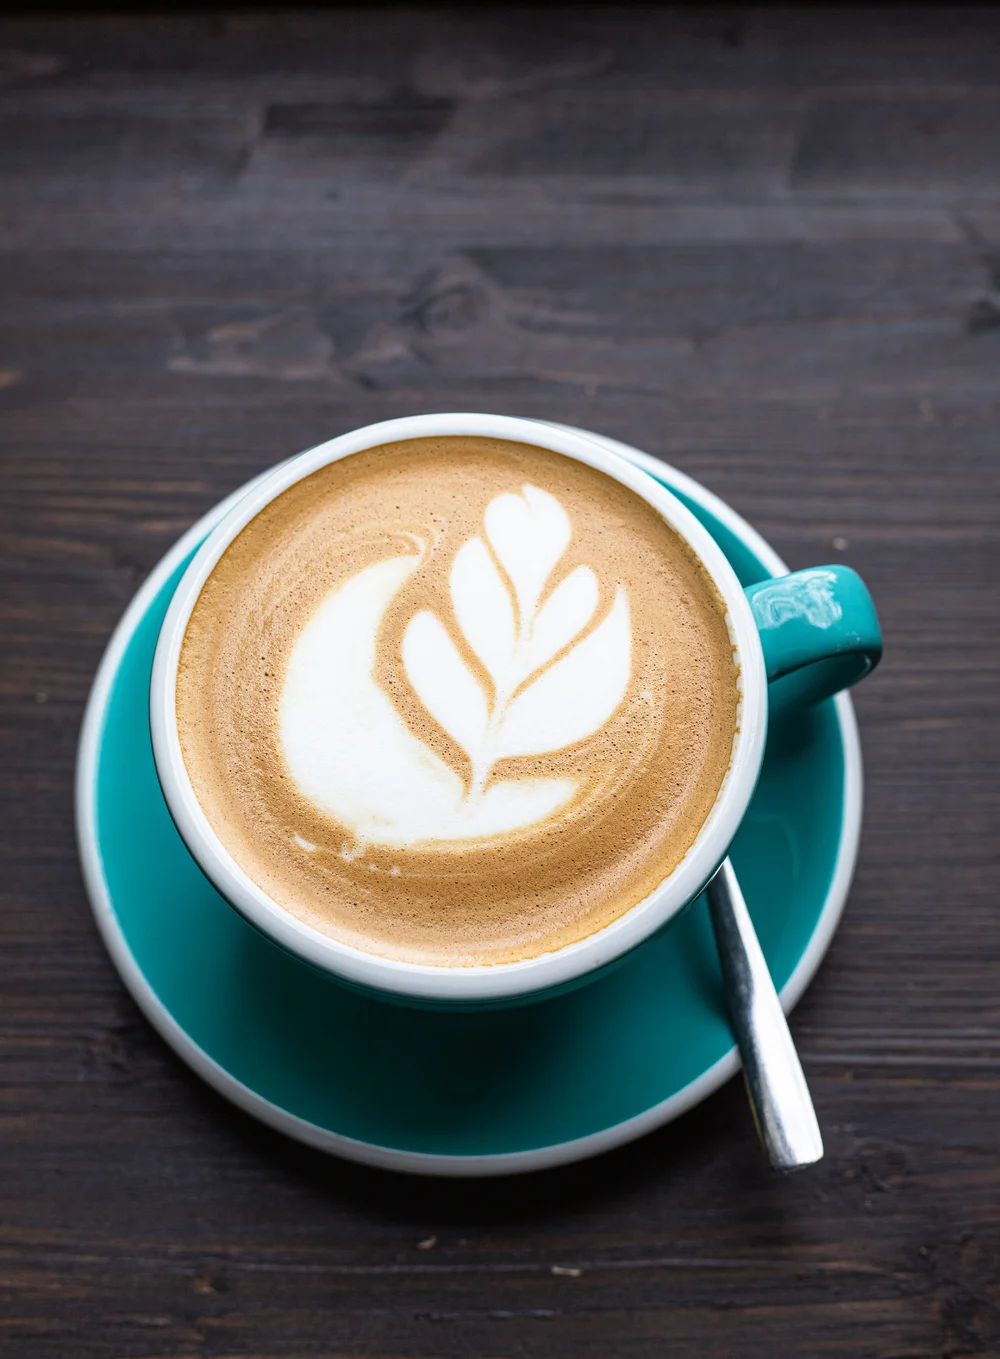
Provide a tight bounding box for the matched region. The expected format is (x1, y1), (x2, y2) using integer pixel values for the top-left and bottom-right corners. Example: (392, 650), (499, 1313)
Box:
(76, 438), (862, 1176)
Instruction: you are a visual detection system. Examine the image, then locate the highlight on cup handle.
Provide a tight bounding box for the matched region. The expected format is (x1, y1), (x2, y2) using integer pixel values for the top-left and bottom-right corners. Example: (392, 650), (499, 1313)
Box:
(745, 565), (882, 714)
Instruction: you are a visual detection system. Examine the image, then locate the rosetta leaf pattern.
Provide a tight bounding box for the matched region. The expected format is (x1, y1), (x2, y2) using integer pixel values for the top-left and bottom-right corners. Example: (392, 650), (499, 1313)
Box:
(401, 484), (632, 798)
(449, 537), (516, 685)
(493, 587), (630, 760)
(401, 610), (488, 759)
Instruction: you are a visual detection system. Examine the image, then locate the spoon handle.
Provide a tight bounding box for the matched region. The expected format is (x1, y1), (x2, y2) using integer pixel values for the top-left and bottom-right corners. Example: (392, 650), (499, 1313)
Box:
(706, 858), (824, 1171)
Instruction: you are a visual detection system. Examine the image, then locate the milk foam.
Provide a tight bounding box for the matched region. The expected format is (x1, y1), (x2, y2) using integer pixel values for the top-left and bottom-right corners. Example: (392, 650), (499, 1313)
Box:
(176, 436), (740, 966)
(279, 485), (631, 846)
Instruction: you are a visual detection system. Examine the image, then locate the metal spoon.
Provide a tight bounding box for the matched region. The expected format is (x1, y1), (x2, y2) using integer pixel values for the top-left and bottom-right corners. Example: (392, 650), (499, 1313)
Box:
(706, 858), (823, 1171)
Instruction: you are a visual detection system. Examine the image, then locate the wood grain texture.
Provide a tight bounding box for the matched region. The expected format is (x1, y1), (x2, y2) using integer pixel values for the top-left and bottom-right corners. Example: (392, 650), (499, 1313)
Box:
(1, 9), (999, 1357)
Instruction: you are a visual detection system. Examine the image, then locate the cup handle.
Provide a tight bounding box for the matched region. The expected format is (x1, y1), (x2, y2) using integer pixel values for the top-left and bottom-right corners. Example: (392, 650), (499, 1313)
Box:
(745, 565), (882, 711)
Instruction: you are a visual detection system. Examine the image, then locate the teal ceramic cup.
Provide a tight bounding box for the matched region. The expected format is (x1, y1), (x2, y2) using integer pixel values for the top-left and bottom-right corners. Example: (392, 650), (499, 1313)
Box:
(150, 414), (882, 1007)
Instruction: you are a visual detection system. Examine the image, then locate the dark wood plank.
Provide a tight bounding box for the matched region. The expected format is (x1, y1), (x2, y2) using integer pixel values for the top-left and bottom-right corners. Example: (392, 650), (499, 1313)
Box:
(1, 9), (999, 1358)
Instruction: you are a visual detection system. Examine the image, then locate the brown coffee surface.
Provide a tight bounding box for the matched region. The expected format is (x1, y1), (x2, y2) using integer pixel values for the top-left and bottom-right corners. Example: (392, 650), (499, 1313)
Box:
(176, 437), (740, 965)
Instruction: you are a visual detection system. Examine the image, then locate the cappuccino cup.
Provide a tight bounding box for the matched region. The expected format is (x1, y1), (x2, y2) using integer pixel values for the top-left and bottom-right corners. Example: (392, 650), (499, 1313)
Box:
(150, 414), (881, 1006)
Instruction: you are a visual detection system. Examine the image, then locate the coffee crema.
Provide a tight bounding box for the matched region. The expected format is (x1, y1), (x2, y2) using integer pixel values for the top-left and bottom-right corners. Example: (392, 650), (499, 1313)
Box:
(176, 437), (740, 965)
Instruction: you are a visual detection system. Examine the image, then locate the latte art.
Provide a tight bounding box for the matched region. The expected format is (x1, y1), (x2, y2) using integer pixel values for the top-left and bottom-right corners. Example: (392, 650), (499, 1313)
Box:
(176, 437), (740, 965)
(279, 485), (631, 846)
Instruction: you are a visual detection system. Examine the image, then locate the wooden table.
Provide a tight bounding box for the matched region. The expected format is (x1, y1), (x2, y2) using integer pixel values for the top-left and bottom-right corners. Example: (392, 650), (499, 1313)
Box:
(2, 10), (999, 1356)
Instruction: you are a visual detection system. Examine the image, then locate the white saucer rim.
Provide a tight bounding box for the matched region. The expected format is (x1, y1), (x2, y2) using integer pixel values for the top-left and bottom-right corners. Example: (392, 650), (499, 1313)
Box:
(75, 439), (862, 1178)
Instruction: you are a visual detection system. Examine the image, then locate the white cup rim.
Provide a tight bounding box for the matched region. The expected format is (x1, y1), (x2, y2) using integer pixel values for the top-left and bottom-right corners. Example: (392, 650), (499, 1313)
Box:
(150, 414), (768, 1001)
